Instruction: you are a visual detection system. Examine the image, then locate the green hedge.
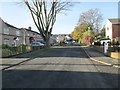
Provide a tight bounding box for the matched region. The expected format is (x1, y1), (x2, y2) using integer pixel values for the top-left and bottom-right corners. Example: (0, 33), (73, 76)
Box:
(2, 44), (32, 57)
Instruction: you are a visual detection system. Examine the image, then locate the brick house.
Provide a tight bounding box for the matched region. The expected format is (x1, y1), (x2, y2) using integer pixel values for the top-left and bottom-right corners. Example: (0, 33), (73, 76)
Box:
(105, 18), (120, 42)
(0, 17), (43, 46)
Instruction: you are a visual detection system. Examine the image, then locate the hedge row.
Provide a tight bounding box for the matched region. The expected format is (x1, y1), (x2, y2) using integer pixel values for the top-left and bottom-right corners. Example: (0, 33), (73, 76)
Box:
(1, 44), (32, 57)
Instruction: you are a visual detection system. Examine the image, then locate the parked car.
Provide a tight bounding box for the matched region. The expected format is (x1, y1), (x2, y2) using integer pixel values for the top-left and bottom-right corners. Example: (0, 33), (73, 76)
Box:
(42, 42), (47, 46)
(31, 42), (45, 46)
(99, 38), (111, 45)
(92, 38), (111, 46)
(54, 43), (59, 46)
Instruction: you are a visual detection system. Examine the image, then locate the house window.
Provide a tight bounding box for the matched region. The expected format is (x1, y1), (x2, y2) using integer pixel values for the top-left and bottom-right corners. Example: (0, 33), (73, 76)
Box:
(33, 33), (36, 37)
(30, 33), (33, 37)
(3, 28), (9, 34)
(27, 33), (30, 36)
(33, 33), (36, 35)
(3, 39), (9, 45)
(107, 27), (109, 31)
(16, 31), (21, 36)
(37, 35), (40, 37)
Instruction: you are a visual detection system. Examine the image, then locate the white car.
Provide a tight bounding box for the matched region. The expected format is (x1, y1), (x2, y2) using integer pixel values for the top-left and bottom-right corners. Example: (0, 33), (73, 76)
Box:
(31, 42), (45, 46)
(100, 38), (111, 45)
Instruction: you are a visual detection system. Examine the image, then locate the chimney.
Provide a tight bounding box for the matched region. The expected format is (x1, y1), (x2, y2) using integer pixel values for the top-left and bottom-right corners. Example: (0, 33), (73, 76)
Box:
(28, 26), (31, 30)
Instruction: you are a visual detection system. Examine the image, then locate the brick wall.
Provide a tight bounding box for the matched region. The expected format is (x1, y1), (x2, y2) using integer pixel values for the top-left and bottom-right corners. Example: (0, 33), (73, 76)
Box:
(112, 24), (120, 41)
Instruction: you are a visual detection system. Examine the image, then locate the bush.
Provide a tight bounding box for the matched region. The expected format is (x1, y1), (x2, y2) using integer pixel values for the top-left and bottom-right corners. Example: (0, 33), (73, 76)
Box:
(111, 39), (115, 46)
(2, 44), (32, 57)
(116, 41), (119, 46)
(2, 49), (11, 57)
(17, 44), (32, 53)
(1, 44), (10, 49)
(108, 42), (111, 46)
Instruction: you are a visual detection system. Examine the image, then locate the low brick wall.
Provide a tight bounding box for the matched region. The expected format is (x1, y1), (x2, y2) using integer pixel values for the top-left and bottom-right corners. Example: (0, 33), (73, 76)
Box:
(107, 51), (120, 60)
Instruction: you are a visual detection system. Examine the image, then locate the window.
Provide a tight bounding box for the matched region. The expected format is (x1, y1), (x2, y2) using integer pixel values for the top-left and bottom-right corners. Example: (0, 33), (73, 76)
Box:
(16, 31), (21, 36)
(33, 33), (35, 35)
(30, 33), (33, 36)
(3, 39), (9, 45)
(27, 33), (30, 36)
(37, 34), (40, 37)
(3, 28), (9, 34)
(107, 27), (109, 31)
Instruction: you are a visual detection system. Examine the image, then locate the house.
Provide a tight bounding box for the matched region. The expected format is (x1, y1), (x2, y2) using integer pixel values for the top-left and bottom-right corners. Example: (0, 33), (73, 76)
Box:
(0, 17), (43, 46)
(55, 34), (73, 44)
(49, 35), (57, 45)
(105, 18), (120, 42)
(21, 28), (43, 45)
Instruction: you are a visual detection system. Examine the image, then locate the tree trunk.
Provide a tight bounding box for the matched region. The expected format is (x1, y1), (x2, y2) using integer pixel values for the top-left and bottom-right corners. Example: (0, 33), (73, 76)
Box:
(45, 37), (50, 47)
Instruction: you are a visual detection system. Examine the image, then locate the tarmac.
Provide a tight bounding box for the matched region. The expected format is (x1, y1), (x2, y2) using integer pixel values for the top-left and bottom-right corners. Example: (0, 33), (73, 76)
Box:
(83, 46), (120, 69)
(1, 46), (120, 71)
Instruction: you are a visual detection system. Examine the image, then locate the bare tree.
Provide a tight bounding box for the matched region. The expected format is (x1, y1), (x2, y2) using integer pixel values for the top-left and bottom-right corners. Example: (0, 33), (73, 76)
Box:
(78, 8), (103, 35)
(23, 0), (72, 47)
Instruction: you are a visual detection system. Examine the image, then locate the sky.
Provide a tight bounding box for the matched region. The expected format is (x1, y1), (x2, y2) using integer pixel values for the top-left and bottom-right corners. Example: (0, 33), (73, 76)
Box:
(0, 0), (119, 34)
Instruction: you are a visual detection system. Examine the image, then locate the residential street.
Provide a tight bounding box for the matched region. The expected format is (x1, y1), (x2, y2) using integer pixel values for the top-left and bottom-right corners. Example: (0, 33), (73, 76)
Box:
(2, 46), (119, 88)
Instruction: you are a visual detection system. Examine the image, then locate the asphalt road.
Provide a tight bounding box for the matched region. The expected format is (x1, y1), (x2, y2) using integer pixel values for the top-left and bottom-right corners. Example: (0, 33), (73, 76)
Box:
(2, 46), (119, 88)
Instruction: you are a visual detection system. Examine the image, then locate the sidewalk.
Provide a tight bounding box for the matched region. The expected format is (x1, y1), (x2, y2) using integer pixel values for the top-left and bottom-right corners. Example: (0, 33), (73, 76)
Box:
(1, 48), (51, 70)
(83, 46), (119, 68)
(0, 58), (29, 70)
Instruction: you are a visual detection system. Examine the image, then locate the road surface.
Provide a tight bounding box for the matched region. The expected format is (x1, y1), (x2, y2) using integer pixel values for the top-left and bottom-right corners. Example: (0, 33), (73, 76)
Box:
(2, 46), (119, 88)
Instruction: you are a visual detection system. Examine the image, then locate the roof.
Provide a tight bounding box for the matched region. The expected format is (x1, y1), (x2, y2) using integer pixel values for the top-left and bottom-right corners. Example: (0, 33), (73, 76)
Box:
(108, 18), (120, 24)
(5, 22), (20, 30)
(1, 17), (40, 34)
(5, 23), (40, 34)
(25, 28), (40, 34)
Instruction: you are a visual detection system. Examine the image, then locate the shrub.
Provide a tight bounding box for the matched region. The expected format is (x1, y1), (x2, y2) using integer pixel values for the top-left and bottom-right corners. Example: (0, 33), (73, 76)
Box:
(2, 44), (32, 57)
(116, 41), (119, 46)
(19, 44), (32, 53)
(1, 44), (10, 49)
(108, 42), (111, 46)
(2, 49), (11, 57)
(111, 39), (115, 46)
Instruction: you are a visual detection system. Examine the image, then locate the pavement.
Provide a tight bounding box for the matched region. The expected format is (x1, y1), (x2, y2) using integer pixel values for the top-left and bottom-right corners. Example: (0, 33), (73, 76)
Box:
(1, 48), (51, 70)
(83, 46), (119, 68)
(1, 46), (119, 70)
(1, 58), (29, 70)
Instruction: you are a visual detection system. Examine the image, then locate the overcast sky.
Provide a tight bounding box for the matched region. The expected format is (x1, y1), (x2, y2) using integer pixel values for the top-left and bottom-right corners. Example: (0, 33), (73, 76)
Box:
(0, 0), (119, 34)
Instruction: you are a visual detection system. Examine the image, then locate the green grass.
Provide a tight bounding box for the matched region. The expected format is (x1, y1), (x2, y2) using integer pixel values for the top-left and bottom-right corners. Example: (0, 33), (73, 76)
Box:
(30, 48), (52, 57)
(9, 47), (53, 58)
